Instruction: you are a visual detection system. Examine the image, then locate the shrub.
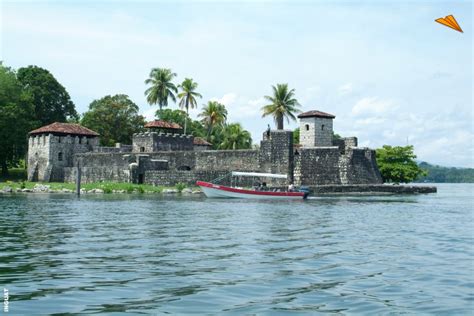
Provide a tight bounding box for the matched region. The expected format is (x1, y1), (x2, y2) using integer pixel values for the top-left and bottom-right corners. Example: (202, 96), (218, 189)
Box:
(175, 182), (186, 193)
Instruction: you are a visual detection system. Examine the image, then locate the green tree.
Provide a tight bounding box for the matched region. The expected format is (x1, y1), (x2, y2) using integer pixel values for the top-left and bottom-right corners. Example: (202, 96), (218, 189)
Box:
(262, 83), (301, 130)
(144, 68), (178, 111)
(293, 127), (300, 144)
(17, 65), (78, 126)
(0, 64), (35, 176)
(376, 145), (427, 184)
(155, 109), (206, 137)
(218, 123), (252, 150)
(177, 78), (202, 135)
(81, 94), (146, 146)
(198, 101), (228, 141)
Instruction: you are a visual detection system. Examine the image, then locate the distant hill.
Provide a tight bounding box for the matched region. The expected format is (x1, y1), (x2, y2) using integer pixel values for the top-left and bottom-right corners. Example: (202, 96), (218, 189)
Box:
(415, 162), (474, 183)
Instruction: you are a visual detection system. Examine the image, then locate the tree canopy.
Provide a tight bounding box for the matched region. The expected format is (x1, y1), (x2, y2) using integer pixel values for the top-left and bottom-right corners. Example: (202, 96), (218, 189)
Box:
(199, 101), (228, 141)
(178, 78), (202, 135)
(144, 68), (178, 110)
(415, 162), (474, 183)
(218, 123), (252, 150)
(17, 65), (78, 127)
(376, 145), (427, 184)
(81, 94), (146, 146)
(0, 64), (35, 176)
(262, 83), (301, 130)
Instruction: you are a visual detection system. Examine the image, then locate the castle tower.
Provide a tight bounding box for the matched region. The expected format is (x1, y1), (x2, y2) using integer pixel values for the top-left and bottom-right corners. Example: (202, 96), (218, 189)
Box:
(298, 110), (335, 147)
(27, 123), (99, 182)
(259, 130), (294, 184)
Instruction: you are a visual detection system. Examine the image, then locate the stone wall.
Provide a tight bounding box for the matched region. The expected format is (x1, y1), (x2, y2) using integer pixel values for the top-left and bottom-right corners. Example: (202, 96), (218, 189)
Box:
(259, 130), (293, 184)
(299, 117), (333, 147)
(296, 147), (341, 185)
(333, 137), (358, 154)
(294, 146), (382, 186)
(132, 132), (193, 152)
(28, 134), (99, 182)
(63, 149), (261, 185)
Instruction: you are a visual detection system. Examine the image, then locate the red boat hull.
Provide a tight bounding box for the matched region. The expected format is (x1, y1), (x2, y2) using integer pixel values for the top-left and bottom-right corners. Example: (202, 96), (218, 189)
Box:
(196, 181), (307, 199)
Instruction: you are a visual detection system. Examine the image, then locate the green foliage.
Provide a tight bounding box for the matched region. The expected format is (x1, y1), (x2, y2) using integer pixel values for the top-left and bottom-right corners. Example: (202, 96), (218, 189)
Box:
(81, 94), (146, 146)
(144, 68), (178, 110)
(415, 162), (474, 183)
(198, 101), (228, 141)
(293, 127), (300, 144)
(177, 78), (202, 134)
(125, 184), (134, 193)
(376, 145), (427, 184)
(155, 109), (206, 137)
(17, 65), (78, 126)
(0, 64), (35, 176)
(262, 83), (301, 130)
(218, 123), (252, 150)
(332, 132), (342, 142)
(175, 182), (186, 192)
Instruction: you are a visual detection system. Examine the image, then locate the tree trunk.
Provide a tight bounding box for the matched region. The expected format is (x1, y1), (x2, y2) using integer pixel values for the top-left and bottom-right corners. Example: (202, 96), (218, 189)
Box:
(207, 125), (212, 141)
(1, 159), (8, 177)
(184, 99), (189, 135)
(277, 115), (284, 130)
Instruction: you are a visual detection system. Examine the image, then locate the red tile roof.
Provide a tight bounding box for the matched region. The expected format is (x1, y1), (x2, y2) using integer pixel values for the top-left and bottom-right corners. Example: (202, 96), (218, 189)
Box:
(297, 110), (335, 119)
(145, 120), (182, 129)
(29, 122), (99, 136)
(193, 137), (212, 146)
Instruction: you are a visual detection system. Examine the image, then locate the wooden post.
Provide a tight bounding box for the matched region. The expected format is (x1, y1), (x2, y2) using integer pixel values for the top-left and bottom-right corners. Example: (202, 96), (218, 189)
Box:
(76, 160), (81, 197)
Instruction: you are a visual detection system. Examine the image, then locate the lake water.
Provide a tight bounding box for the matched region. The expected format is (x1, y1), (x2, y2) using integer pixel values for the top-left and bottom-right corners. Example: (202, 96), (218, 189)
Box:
(0, 184), (473, 315)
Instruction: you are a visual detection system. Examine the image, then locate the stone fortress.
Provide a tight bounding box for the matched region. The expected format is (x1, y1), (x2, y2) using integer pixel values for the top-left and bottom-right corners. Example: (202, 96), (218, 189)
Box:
(27, 110), (383, 187)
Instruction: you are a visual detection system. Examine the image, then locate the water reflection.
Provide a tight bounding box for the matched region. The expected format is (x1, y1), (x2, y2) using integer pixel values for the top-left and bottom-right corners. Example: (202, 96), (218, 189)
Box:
(0, 185), (472, 314)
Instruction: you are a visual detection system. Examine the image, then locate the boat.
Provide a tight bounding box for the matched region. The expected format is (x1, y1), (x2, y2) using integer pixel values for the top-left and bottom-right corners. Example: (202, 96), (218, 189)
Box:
(196, 171), (309, 199)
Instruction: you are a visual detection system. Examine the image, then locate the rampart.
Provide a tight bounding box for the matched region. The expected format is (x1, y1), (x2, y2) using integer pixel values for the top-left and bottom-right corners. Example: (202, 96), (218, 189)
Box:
(132, 132), (193, 152)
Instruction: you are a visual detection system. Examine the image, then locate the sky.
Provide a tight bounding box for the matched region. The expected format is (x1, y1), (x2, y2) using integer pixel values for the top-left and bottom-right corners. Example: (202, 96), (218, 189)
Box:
(1, 0), (472, 167)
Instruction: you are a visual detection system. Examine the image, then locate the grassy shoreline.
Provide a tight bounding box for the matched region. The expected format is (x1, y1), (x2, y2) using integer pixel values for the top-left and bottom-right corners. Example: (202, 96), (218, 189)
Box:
(0, 180), (199, 194)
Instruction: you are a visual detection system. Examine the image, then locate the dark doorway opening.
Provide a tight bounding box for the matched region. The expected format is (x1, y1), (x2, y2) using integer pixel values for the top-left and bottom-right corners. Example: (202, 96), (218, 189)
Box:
(138, 174), (144, 184)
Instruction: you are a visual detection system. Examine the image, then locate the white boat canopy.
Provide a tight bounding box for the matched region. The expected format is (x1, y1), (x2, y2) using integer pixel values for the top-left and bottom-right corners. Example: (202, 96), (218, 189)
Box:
(231, 171), (287, 179)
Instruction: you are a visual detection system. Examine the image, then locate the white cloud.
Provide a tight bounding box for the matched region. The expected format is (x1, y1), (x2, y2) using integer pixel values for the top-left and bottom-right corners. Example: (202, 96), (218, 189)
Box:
(351, 97), (397, 116)
(338, 83), (353, 95)
(142, 106), (158, 121)
(211, 93), (238, 107)
(210, 93), (264, 120)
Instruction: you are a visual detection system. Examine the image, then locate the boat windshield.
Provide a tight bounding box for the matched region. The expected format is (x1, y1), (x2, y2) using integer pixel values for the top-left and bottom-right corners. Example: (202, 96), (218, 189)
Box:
(231, 172), (287, 179)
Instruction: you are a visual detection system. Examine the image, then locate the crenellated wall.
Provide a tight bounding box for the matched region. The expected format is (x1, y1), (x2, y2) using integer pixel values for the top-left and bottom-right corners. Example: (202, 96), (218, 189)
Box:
(132, 132), (193, 152)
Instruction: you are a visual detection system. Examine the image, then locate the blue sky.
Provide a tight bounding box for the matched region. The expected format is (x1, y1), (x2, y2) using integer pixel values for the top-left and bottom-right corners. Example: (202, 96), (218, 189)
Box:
(1, 0), (472, 167)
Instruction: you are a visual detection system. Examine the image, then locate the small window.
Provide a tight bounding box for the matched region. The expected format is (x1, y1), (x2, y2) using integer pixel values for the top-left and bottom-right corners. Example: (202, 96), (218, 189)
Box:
(140, 147), (145, 152)
(58, 137), (61, 143)
(177, 166), (191, 171)
(58, 152), (63, 161)
(43, 137), (46, 145)
(79, 138), (82, 144)
(321, 124), (325, 131)
(86, 138), (89, 145)
(305, 124), (309, 131)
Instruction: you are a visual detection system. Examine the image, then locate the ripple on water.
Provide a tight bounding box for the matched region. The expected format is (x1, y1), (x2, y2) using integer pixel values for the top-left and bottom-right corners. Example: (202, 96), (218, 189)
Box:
(0, 184), (473, 314)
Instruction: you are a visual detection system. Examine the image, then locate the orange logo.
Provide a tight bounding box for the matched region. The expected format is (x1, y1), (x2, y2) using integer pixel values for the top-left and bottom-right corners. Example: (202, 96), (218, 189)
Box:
(435, 15), (463, 33)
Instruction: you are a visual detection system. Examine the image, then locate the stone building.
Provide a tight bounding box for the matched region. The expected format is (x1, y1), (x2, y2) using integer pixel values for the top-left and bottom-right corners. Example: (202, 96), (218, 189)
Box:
(298, 110), (335, 147)
(27, 111), (383, 186)
(27, 123), (99, 182)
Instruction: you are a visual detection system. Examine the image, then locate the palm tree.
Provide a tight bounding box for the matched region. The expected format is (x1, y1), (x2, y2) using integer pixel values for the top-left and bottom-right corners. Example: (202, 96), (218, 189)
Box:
(219, 123), (252, 150)
(177, 78), (202, 134)
(262, 83), (301, 130)
(144, 68), (178, 111)
(198, 101), (228, 141)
